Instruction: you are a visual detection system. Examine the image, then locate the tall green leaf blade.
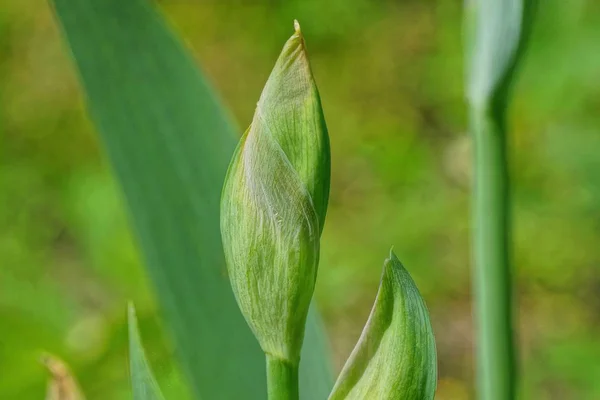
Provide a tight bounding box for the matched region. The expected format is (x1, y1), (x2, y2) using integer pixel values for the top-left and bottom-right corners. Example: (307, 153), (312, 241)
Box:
(50, 0), (263, 397)
(301, 306), (334, 398)
(49, 0), (333, 398)
(128, 304), (165, 400)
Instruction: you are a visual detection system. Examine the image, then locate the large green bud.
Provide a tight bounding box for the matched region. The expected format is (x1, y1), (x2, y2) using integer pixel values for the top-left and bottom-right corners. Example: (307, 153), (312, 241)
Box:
(220, 21), (330, 364)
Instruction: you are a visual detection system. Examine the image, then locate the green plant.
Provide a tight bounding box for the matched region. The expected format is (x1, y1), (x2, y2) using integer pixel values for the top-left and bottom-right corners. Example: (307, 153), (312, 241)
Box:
(465, 0), (535, 399)
(50, 0), (331, 398)
(328, 252), (437, 400)
(220, 21), (330, 400)
(129, 304), (165, 400)
(220, 22), (437, 400)
(52, 0), (437, 399)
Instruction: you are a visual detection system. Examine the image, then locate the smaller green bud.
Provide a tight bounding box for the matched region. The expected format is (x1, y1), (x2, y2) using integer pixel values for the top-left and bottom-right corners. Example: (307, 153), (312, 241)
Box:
(220, 21), (330, 364)
(328, 251), (437, 400)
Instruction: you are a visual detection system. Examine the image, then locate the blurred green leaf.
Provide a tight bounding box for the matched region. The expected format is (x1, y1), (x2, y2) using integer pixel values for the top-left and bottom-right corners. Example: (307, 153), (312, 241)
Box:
(50, 0), (262, 397)
(49, 0), (332, 399)
(300, 307), (334, 398)
(465, 1), (535, 399)
(128, 304), (165, 400)
(466, 0), (535, 107)
(328, 251), (437, 400)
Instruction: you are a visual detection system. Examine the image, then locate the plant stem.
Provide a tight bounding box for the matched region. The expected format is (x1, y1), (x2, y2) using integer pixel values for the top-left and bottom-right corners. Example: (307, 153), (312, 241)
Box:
(266, 355), (299, 400)
(471, 106), (516, 400)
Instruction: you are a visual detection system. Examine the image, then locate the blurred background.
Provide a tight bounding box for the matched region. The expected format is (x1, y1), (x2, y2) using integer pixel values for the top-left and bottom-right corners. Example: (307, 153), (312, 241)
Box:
(2, 0), (600, 398)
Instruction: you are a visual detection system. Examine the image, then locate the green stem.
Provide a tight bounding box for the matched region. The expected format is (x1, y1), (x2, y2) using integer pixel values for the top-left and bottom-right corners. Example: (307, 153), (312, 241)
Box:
(266, 355), (299, 400)
(471, 107), (516, 400)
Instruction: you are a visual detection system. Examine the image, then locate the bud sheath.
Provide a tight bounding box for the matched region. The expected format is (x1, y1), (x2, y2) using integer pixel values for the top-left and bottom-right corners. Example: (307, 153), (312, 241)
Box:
(220, 20), (330, 369)
(329, 251), (437, 400)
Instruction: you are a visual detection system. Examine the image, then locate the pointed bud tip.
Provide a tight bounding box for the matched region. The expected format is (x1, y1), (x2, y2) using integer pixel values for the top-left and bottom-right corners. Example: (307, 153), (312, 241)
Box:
(385, 248), (411, 280)
(293, 19), (301, 34)
(388, 246), (395, 259)
(386, 247), (402, 266)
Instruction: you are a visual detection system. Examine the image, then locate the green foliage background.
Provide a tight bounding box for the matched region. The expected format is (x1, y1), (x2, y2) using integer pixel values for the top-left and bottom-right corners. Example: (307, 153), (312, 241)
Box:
(1, 0), (600, 398)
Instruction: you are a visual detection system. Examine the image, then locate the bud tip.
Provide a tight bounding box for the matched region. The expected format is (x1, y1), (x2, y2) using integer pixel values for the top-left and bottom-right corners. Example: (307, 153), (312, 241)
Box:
(293, 19), (301, 34)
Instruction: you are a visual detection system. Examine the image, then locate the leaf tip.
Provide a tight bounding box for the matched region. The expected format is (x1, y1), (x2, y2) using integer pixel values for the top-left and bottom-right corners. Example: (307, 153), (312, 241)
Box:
(127, 301), (136, 321)
(293, 19), (301, 34)
(385, 247), (404, 270)
(388, 246), (396, 260)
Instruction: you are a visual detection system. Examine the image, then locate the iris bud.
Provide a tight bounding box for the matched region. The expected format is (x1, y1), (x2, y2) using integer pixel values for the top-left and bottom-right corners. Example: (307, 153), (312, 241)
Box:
(329, 251), (437, 400)
(220, 21), (330, 364)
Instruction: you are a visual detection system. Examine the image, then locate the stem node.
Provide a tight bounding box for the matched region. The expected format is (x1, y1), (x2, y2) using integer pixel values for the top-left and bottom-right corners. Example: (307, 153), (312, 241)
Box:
(266, 355), (300, 400)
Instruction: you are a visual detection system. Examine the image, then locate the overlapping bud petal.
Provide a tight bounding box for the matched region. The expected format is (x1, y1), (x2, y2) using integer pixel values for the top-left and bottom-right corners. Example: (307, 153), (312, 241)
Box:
(329, 251), (437, 400)
(220, 21), (330, 363)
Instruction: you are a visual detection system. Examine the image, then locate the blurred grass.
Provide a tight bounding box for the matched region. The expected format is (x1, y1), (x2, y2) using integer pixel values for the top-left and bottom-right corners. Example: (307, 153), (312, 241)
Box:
(1, 0), (600, 398)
